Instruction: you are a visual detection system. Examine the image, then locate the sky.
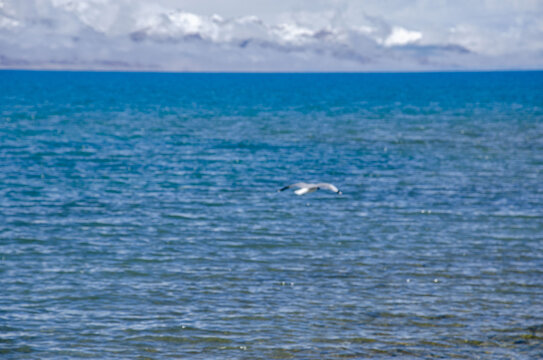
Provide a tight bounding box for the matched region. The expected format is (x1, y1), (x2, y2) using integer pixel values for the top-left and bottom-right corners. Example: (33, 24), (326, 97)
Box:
(1, 0), (542, 71)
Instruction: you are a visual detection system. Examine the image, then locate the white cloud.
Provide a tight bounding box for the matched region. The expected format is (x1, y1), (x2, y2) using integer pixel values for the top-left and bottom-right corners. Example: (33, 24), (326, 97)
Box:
(271, 23), (315, 45)
(0, 0), (542, 71)
(0, 13), (19, 29)
(137, 11), (220, 41)
(383, 26), (422, 47)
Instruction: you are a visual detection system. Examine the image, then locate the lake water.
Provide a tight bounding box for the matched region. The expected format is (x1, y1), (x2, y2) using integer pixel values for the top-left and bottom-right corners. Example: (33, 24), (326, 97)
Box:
(1, 71), (543, 359)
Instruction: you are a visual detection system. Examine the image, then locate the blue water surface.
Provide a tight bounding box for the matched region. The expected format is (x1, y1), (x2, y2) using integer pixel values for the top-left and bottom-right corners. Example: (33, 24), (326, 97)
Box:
(1, 71), (543, 359)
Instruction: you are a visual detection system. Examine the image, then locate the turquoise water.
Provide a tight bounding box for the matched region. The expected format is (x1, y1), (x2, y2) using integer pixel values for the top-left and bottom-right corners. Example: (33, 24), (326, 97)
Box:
(1, 71), (543, 359)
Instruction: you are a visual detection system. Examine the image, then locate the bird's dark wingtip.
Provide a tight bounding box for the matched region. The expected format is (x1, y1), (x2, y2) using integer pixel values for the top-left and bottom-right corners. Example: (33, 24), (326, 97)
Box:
(279, 186), (289, 192)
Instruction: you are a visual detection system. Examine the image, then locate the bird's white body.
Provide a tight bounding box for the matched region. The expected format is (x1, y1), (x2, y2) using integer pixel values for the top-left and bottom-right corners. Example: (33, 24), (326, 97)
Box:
(294, 187), (317, 195)
(279, 182), (342, 195)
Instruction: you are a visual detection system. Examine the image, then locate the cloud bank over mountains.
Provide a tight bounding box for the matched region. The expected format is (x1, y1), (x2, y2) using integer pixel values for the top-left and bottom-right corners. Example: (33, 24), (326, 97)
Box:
(1, 0), (542, 71)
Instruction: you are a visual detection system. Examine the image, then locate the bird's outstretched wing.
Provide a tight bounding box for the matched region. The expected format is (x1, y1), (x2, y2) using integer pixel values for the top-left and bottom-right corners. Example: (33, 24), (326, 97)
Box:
(316, 183), (342, 194)
(278, 182), (309, 192)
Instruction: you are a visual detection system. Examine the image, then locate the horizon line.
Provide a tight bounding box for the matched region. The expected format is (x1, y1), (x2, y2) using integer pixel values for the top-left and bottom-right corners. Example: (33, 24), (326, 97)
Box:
(1, 67), (543, 75)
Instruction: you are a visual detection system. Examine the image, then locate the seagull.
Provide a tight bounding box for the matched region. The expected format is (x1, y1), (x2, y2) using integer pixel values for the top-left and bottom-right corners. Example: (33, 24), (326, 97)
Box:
(278, 182), (342, 195)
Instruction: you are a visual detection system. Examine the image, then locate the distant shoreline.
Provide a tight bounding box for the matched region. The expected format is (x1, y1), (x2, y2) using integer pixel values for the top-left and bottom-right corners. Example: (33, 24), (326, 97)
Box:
(1, 67), (543, 74)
